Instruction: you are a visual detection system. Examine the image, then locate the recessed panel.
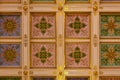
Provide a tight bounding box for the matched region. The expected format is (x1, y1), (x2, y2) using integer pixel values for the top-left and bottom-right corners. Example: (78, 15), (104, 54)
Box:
(0, 13), (21, 38)
(0, 43), (21, 67)
(31, 13), (56, 39)
(66, 13), (90, 39)
(65, 43), (90, 68)
(100, 14), (120, 38)
(100, 43), (120, 68)
(31, 43), (56, 68)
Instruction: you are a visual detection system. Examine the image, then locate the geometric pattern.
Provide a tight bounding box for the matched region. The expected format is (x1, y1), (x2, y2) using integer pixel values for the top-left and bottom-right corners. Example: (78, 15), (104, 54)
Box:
(31, 13), (55, 38)
(67, 77), (89, 80)
(66, 0), (89, 2)
(0, 0), (20, 3)
(31, 43), (56, 68)
(0, 43), (21, 67)
(0, 77), (21, 80)
(100, 14), (120, 38)
(66, 13), (90, 38)
(33, 77), (55, 80)
(0, 14), (21, 37)
(65, 43), (90, 68)
(100, 43), (120, 67)
(100, 76), (120, 80)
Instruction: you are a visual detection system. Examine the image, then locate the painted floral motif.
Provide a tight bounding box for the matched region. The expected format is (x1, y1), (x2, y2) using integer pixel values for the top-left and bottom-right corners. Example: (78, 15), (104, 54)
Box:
(66, 14), (89, 38)
(69, 46), (86, 63)
(100, 76), (120, 80)
(33, 78), (54, 80)
(35, 46), (52, 64)
(0, 44), (21, 66)
(31, 43), (56, 68)
(66, 0), (88, 2)
(66, 43), (89, 68)
(0, 77), (21, 80)
(0, 0), (20, 3)
(35, 17), (52, 35)
(0, 15), (21, 37)
(69, 17), (86, 34)
(31, 13), (55, 38)
(67, 78), (89, 80)
(100, 15), (120, 38)
(100, 43), (120, 67)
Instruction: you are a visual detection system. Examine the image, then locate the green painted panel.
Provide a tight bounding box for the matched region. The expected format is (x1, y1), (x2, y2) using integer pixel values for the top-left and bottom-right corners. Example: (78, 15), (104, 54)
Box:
(100, 43), (120, 67)
(100, 14), (120, 38)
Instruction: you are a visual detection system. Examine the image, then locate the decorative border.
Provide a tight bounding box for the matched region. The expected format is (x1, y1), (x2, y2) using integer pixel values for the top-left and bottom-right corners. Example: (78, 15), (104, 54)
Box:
(30, 42), (57, 69)
(65, 42), (91, 69)
(65, 0), (91, 4)
(0, 13), (22, 39)
(0, 42), (22, 68)
(99, 42), (120, 69)
(30, 12), (56, 39)
(100, 13), (120, 39)
(65, 12), (91, 39)
(30, 0), (56, 4)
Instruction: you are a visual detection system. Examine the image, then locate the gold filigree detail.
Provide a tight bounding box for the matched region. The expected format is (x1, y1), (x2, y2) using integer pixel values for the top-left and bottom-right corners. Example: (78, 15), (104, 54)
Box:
(93, 65), (98, 80)
(58, 34), (63, 47)
(93, 1), (98, 15)
(94, 34), (97, 47)
(23, 1), (28, 15)
(24, 34), (28, 47)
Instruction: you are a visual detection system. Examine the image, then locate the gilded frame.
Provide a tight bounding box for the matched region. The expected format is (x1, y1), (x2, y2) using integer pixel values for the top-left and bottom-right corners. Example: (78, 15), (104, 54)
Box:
(30, 12), (57, 39)
(65, 12), (91, 39)
(0, 12), (22, 39)
(30, 42), (57, 69)
(99, 42), (120, 69)
(0, 42), (22, 69)
(64, 42), (91, 69)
